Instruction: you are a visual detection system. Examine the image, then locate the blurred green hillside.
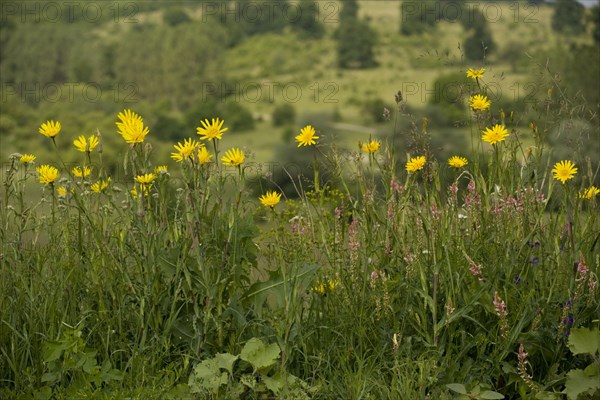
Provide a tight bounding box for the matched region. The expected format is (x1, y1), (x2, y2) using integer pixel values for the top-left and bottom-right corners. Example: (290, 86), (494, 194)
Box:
(1, 0), (598, 179)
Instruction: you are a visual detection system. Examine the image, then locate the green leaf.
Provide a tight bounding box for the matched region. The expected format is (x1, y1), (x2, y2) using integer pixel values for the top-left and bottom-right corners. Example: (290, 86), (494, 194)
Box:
(568, 327), (600, 355)
(188, 358), (229, 394)
(42, 341), (65, 363)
(262, 373), (284, 395)
(240, 337), (280, 370)
(41, 372), (60, 384)
(446, 383), (467, 394)
(584, 362), (599, 377)
(242, 264), (320, 311)
(33, 386), (53, 400)
(480, 390), (505, 399)
(564, 369), (600, 399)
(213, 353), (238, 374)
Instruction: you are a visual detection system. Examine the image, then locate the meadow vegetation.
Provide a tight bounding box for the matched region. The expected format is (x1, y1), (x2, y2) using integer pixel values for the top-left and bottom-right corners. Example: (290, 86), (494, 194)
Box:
(1, 1), (599, 399)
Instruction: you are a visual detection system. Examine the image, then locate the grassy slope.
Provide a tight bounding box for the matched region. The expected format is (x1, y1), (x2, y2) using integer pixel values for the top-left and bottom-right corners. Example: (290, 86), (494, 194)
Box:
(0, 1), (580, 168)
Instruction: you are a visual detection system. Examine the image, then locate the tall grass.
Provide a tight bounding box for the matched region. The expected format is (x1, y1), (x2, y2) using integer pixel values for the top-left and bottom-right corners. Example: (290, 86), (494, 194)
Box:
(1, 70), (598, 399)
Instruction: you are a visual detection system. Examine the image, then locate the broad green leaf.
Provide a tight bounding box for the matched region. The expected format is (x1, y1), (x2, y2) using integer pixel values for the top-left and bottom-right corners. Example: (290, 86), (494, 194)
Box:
(33, 386), (53, 400)
(262, 373), (284, 395)
(42, 341), (65, 363)
(188, 358), (229, 394)
(564, 369), (600, 399)
(214, 353), (238, 374)
(240, 337), (280, 370)
(242, 264), (320, 311)
(480, 390), (505, 399)
(41, 372), (60, 384)
(568, 327), (600, 355)
(446, 383), (467, 394)
(583, 363), (599, 377)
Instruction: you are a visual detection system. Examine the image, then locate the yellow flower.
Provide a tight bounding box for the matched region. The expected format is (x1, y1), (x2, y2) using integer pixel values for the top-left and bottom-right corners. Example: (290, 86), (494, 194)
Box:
(197, 117), (228, 141)
(72, 166), (91, 178)
(154, 165), (168, 174)
(134, 173), (156, 195)
(57, 186), (67, 197)
(295, 125), (319, 147)
(197, 146), (213, 165)
(466, 68), (485, 79)
(469, 94), (491, 111)
(361, 140), (381, 154)
(130, 186), (138, 197)
(73, 134), (99, 153)
(405, 156), (426, 173)
(448, 156), (468, 168)
(36, 165), (59, 185)
(312, 279), (339, 295)
(259, 191), (282, 208)
(171, 138), (199, 162)
(221, 148), (245, 167)
(20, 154), (36, 164)
(116, 109), (149, 144)
(91, 177), (111, 193)
(39, 120), (61, 139)
(482, 124), (509, 145)
(579, 186), (600, 199)
(552, 160), (577, 184)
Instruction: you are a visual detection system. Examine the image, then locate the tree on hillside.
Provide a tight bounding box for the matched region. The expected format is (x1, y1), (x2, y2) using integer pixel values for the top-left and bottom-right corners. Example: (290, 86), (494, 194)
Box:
(461, 8), (496, 61)
(291, 0), (325, 39)
(552, 0), (585, 35)
(163, 7), (191, 27)
(399, 1), (438, 35)
(337, 18), (378, 69)
(340, 0), (359, 19)
(590, 4), (600, 43)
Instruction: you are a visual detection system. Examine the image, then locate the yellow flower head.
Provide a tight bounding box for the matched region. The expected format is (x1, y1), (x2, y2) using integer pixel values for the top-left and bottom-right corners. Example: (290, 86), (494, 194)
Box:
(20, 154), (36, 164)
(482, 124), (509, 145)
(197, 117), (228, 141)
(72, 166), (91, 178)
(197, 146), (213, 165)
(448, 156), (468, 168)
(259, 191), (282, 208)
(154, 165), (168, 174)
(39, 120), (61, 139)
(362, 140), (381, 154)
(91, 177), (111, 193)
(469, 94), (491, 111)
(221, 148), (245, 167)
(466, 68), (485, 79)
(171, 138), (199, 162)
(57, 186), (67, 197)
(134, 173), (156, 194)
(579, 186), (600, 199)
(116, 109), (149, 144)
(552, 160), (577, 184)
(295, 125), (319, 147)
(73, 134), (99, 153)
(37, 165), (59, 185)
(406, 156), (426, 173)
(312, 279), (339, 295)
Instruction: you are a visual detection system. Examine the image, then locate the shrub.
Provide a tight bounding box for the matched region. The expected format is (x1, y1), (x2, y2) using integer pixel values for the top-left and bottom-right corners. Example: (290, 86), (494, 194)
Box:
(272, 103), (296, 127)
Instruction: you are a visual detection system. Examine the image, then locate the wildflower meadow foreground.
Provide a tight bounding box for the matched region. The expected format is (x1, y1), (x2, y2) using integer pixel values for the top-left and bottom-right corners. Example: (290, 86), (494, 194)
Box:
(1, 68), (599, 399)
